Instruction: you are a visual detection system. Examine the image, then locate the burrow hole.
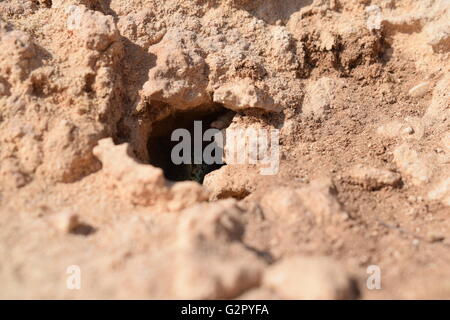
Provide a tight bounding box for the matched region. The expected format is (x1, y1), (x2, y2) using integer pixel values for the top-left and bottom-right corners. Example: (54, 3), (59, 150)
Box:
(147, 105), (234, 183)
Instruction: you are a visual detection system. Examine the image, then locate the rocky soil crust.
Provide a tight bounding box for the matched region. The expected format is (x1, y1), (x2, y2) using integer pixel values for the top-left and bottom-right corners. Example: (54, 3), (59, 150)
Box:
(0, 0), (449, 299)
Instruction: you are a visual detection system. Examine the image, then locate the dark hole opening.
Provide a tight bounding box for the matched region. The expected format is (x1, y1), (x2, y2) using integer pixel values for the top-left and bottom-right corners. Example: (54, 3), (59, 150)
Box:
(147, 105), (233, 183)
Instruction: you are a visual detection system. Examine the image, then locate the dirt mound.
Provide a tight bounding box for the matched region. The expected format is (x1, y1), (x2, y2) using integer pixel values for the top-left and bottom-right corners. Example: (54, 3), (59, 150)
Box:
(0, 0), (449, 299)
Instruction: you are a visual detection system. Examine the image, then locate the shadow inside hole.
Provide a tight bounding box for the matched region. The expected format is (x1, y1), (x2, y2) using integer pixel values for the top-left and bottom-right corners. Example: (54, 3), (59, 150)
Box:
(147, 105), (231, 183)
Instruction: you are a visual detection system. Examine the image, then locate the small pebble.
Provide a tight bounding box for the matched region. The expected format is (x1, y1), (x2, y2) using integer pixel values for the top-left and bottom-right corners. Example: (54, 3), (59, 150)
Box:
(402, 126), (414, 135)
(49, 210), (79, 233)
(408, 82), (430, 98)
(427, 233), (445, 243)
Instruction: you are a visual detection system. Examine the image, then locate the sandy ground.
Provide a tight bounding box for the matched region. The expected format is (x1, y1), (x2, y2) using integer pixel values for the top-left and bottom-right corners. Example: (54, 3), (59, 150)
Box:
(0, 0), (449, 299)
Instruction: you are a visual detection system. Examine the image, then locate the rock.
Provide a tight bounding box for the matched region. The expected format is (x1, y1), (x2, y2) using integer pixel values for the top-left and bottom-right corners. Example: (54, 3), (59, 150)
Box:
(376, 120), (405, 138)
(423, 75), (449, 123)
(166, 181), (210, 212)
(0, 157), (28, 189)
(260, 186), (311, 223)
(0, 9), (123, 185)
(218, 114), (280, 176)
(376, 117), (426, 140)
(393, 144), (432, 186)
(260, 180), (348, 226)
(173, 200), (264, 299)
(319, 30), (336, 51)
(261, 179), (348, 225)
(296, 178), (349, 225)
(428, 179), (450, 207)
(366, 5), (382, 31)
(0, 0), (449, 300)
(42, 120), (102, 183)
(268, 26), (300, 71)
(408, 82), (431, 98)
(49, 210), (79, 233)
(174, 248), (264, 299)
(176, 199), (245, 245)
(381, 0), (449, 55)
(347, 164), (402, 190)
(142, 29), (210, 110)
(93, 137), (167, 206)
(263, 256), (360, 300)
(117, 10), (166, 47)
(401, 126), (415, 135)
(426, 232), (445, 243)
(66, 5), (120, 51)
(424, 12), (450, 53)
(0, 22), (36, 87)
(203, 165), (255, 200)
(1, 29), (35, 60)
(213, 78), (278, 112)
(375, 118), (425, 140)
(93, 138), (208, 209)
